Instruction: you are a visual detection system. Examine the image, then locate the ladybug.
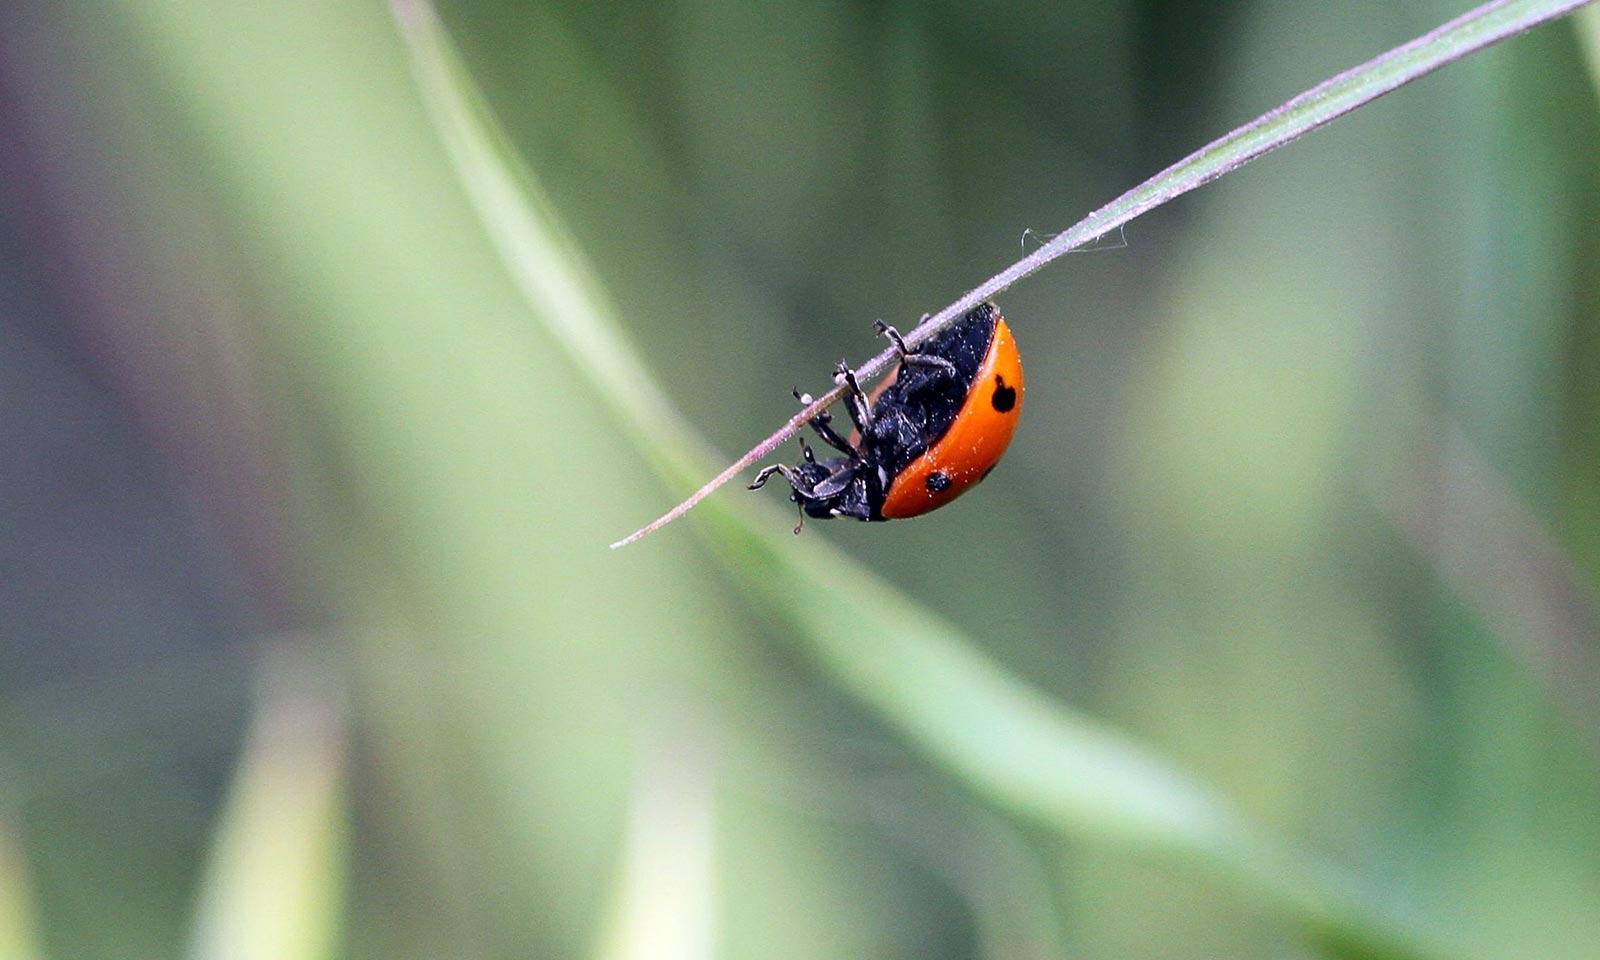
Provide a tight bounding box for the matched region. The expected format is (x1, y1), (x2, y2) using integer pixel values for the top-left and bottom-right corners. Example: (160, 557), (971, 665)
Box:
(750, 300), (1024, 529)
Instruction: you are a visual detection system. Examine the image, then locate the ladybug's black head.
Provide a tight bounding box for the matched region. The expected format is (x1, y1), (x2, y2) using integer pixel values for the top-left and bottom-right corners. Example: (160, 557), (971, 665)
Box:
(749, 452), (880, 526)
(792, 456), (873, 520)
(785, 458), (836, 517)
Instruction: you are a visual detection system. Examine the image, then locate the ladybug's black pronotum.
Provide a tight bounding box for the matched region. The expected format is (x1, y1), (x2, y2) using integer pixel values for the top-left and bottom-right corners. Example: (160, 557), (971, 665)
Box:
(750, 301), (1024, 529)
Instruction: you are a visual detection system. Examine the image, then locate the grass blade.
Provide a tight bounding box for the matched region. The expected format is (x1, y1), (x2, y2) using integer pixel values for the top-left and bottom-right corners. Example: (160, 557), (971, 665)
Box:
(189, 652), (345, 960)
(0, 816), (43, 960)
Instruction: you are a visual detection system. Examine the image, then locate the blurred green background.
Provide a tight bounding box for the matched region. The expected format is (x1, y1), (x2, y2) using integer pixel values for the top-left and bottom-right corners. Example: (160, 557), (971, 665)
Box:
(3, 1), (1599, 958)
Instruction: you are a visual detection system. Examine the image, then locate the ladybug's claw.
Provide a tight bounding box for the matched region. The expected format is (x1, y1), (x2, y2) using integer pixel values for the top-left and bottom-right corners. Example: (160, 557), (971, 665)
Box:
(874, 320), (910, 357)
(749, 464), (788, 490)
(834, 363), (865, 400)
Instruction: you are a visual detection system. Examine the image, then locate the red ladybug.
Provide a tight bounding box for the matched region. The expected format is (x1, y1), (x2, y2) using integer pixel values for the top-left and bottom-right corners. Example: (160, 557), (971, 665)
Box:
(750, 301), (1024, 528)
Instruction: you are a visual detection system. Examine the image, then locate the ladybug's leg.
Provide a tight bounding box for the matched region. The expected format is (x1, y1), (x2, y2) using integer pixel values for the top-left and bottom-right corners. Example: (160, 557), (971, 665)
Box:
(750, 463), (815, 495)
(873, 319), (911, 355)
(748, 464), (790, 491)
(833, 361), (875, 438)
(874, 320), (958, 379)
(793, 388), (859, 457)
(807, 415), (857, 457)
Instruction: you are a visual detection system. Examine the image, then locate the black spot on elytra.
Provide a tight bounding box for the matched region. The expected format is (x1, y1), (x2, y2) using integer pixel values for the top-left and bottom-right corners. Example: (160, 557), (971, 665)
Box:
(926, 471), (951, 493)
(991, 375), (1016, 412)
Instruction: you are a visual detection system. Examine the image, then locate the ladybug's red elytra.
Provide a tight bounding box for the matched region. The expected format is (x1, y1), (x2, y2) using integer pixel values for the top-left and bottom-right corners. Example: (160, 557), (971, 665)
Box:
(750, 301), (1024, 529)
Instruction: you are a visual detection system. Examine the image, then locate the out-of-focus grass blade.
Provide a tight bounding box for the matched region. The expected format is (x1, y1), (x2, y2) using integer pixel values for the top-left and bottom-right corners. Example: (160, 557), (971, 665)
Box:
(388, 0), (711, 496)
(0, 816), (43, 960)
(594, 720), (716, 960)
(390, 4), (1480, 958)
(1577, 6), (1600, 89)
(189, 651), (345, 960)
